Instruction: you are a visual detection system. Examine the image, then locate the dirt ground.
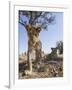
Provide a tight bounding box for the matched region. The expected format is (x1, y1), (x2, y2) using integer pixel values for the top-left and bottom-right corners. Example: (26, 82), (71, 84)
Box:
(19, 59), (63, 79)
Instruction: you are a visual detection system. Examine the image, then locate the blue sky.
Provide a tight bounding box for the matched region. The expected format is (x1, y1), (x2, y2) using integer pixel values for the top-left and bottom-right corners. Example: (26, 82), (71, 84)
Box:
(19, 12), (63, 54)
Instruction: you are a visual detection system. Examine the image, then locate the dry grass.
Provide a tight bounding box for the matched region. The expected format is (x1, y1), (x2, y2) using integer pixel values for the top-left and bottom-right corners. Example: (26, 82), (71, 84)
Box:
(19, 59), (63, 79)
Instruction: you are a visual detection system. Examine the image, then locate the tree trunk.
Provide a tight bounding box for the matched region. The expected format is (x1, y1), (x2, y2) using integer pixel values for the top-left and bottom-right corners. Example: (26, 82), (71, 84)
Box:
(27, 41), (33, 73)
(27, 51), (32, 72)
(26, 24), (42, 73)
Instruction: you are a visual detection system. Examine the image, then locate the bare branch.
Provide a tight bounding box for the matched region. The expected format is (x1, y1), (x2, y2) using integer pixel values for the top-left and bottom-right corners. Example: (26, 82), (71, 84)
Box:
(19, 10), (55, 30)
(31, 12), (42, 24)
(19, 21), (25, 26)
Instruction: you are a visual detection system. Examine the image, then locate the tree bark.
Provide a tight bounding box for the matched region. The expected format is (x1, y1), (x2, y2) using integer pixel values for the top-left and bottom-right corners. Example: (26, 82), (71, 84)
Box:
(27, 41), (33, 72)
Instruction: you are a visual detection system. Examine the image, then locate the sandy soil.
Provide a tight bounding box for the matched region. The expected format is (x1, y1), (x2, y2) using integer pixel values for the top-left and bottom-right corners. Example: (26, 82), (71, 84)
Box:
(19, 59), (63, 79)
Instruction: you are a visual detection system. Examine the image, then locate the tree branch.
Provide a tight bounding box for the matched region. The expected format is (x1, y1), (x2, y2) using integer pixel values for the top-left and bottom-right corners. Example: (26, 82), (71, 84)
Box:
(29, 11), (32, 24)
(19, 21), (27, 30)
(19, 21), (24, 26)
(30, 12), (42, 24)
(19, 14), (26, 28)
